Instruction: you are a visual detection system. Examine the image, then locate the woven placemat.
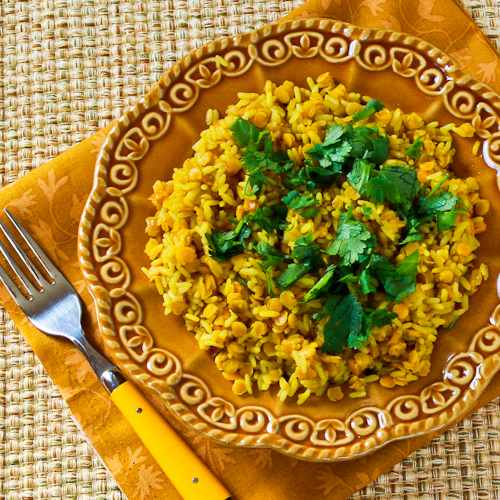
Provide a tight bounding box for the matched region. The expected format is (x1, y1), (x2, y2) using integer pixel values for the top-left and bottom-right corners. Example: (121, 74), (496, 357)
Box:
(0, 1), (498, 499)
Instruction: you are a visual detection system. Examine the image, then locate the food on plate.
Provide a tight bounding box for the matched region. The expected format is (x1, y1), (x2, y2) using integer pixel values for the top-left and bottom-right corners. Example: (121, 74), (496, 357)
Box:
(143, 73), (489, 403)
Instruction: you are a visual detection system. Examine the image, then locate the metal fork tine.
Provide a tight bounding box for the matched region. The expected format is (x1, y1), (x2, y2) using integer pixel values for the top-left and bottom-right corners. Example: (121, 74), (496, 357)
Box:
(0, 221), (46, 289)
(0, 260), (27, 303)
(0, 238), (34, 299)
(4, 209), (56, 281)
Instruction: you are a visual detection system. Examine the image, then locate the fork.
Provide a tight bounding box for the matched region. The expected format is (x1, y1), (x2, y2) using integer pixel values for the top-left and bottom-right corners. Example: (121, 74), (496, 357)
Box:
(0, 208), (231, 500)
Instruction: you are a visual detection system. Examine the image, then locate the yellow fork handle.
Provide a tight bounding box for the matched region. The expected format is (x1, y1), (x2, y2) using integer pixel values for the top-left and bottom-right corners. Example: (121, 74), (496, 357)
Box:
(111, 380), (231, 500)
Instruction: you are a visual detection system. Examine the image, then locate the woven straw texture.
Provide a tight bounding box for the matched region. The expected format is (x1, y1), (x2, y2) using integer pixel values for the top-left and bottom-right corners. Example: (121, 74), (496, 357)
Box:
(0, 1), (498, 499)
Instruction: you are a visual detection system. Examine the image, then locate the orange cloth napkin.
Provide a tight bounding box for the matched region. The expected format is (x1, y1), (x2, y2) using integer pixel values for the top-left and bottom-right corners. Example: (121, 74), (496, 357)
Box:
(0, 2), (498, 499)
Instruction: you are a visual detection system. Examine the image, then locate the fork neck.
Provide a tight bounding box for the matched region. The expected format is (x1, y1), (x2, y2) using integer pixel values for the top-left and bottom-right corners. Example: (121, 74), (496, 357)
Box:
(71, 331), (126, 392)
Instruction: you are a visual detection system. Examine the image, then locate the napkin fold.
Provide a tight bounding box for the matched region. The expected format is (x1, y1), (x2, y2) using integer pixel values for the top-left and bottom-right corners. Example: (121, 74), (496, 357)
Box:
(0, 1), (498, 499)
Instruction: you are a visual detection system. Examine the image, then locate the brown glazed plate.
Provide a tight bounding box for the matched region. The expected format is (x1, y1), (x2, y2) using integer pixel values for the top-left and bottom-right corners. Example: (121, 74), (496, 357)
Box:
(78, 18), (500, 462)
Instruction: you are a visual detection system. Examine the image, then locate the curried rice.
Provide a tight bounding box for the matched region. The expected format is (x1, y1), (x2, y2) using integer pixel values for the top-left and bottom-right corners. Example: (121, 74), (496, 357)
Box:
(143, 73), (489, 404)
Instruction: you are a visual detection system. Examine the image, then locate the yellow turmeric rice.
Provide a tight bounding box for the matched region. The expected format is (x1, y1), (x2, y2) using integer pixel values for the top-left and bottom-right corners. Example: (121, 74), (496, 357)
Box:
(143, 73), (489, 404)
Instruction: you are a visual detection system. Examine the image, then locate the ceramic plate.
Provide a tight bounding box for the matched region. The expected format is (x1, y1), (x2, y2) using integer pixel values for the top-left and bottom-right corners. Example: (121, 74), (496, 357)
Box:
(78, 19), (500, 462)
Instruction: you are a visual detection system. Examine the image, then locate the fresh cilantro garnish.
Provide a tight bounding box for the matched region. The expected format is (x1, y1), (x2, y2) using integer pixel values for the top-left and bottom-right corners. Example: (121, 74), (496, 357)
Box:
(254, 241), (285, 295)
(418, 190), (459, 231)
(418, 190), (458, 216)
(359, 267), (377, 294)
(303, 265), (336, 303)
(366, 165), (419, 213)
(206, 218), (251, 261)
(282, 190), (318, 218)
(348, 308), (396, 350)
(436, 211), (457, 231)
(242, 147), (279, 194)
(282, 190), (315, 209)
(322, 293), (364, 354)
(337, 270), (358, 284)
(230, 117), (261, 147)
(291, 234), (322, 266)
(406, 137), (423, 160)
(399, 185), (460, 243)
(400, 215), (423, 244)
(225, 115), (451, 357)
(254, 241), (284, 269)
(349, 126), (390, 164)
(286, 124), (389, 191)
(352, 99), (384, 122)
(249, 203), (288, 233)
(368, 250), (420, 302)
(276, 263), (311, 289)
(326, 211), (375, 266)
(276, 234), (322, 289)
(308, 123), (389, 171)
(241, 151), (270, 190)
(321, 292), (397, 354)
(231, 117), (293, 194)
(321, 140), (353, 164)
(307, 125), (352, 175)
(347, 159), (373, 194)
(323, 124), (345, 145)
(285, 159), (341, 189)
(367, 308), (397, 328)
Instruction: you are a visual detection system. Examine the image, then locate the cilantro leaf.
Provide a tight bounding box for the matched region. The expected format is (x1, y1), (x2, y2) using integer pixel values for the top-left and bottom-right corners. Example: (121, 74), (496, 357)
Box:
(406, 137), (423, 160)
(282, 190), (318, 218)
(249, 203), (288, 233)
(253, 241), (285, 296)
(359, 267), (377, 294)
(282, 190), (316, 210)
(322, 291), (396, 354)
(303, 265), (336, 303)
(437, 211), (457, 231)
(291, 234), (322, 266)
(348, 307), (396, 350)
(231, 117), (293, 194)
(299, 124), (390, 190)
(326, 212), (375, 266)
(347, 159), (373, 194)
(242, 148), (278, 194)
(399, 187), (459, 243)
(411, 189), (460, 233)
(322, 293), (364, 354)
(369, 133), (390, 165)
(402, 191), (460, 235)
(207, 219), (251, 261)
(366, 308), (397, 328)
(254, 241), (284, 269)
(325, 141), (353, 164)
(372, 250), (419, 302)
(286, 159), (343, 189)
(308, 140), (351, 171)
(418, 191), (458, 216)
(300, 207), (320, 218)
(277, 234), (322, 289)
(307, 124), (352, 176)
(352, 99), (384, 122)
(276, 262), (311, 289)
(348, 126), (389, 164)
(338, 272), (358, 284)
(400, 215), (423, 244)
(323, 124), (345, 145)
(230, 117), (261, 147)
(366, 165), (419, 213)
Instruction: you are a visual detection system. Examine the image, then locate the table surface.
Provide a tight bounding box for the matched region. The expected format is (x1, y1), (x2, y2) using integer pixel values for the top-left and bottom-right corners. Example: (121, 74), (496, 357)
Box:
(0, 1), (498, 499)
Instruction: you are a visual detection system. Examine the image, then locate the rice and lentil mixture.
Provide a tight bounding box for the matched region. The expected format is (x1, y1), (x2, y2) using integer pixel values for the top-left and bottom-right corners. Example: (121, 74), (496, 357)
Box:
(143, 73), (489, 404)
